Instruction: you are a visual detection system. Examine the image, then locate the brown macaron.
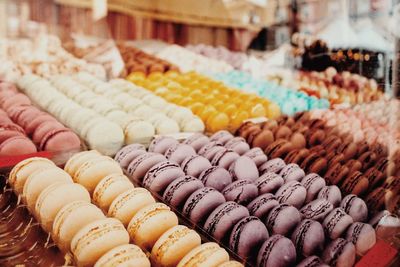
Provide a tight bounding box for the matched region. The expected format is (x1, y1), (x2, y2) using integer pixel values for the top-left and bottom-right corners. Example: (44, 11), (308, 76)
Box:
(364, 168), (385, 191)
(274, 126), (292, 140)
(252, 130), (274, 151)
(342, 171), (369, 196)
(382, 176), (400, 194)
(344, 159), (363, 173)
(324, 163), (349, 185)
(365, 187), (394, 213)
(240, 124), (261, 141)
(307, 129), (326, 146)
(246, 128), (263, 146)
(290, 132), (306, 149)
(300, 152), (327, 175)
(329, 153), (346, 166)
(357, 152), (377, 171)
(308, 145), (327, 157)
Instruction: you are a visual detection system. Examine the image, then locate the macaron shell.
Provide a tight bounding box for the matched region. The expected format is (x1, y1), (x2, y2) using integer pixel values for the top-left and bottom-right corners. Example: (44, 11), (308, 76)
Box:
(176, 242), (229, 267)
(52, 201), (105, 252)
(151, 225), (201, 267)
(64, 150), (101, 177)
(94, 244), (150, 267)
(128, 203), (179, 251)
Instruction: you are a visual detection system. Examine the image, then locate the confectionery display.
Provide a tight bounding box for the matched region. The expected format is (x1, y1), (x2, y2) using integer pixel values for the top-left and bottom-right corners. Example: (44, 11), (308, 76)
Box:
(0, 1), (399, 266)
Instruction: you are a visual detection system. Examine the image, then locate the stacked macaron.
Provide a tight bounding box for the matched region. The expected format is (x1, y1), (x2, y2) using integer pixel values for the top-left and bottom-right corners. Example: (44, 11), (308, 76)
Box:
(17, 74), (125, 156)
(74, 72), (204, 133)
(155, 44), (234, 73)
(65, 150), (238, 267)
(8, 156), (150, 266)
(115, 132), (380, 266)
(0, 81), (81, 155)
(128, 71), (281, 133)
(212, 71), (330, 115)
(118, 43), (180, 75)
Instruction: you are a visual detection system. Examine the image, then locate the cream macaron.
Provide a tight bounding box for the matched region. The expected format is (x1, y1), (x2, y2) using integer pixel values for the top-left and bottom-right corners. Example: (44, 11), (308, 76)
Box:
(9, 157), (55, 194)
(127, 202), (179, 251)
(35, 182), (91, 232)
(177, 242), (229, 267)
(64, 150), (101, 177)
(73, 156), (123, 194)
(93, 173), (134, 212)
(108, 188), (156, 226)
(94, 244), (150, 267)
(151, 225), (202, 267)
(52, 201), (105, 252)
(23, 167), (73, 212)
(70, 218), (130, 267)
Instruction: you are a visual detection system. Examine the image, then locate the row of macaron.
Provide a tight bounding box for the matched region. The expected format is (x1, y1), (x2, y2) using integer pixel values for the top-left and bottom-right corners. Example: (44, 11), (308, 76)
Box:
(0, 81), (81, 155)
(8, 153), (243, 267)
(113, 132), (382, 266)
(128, 71), (281, 133)
(237, 116), (400, 215)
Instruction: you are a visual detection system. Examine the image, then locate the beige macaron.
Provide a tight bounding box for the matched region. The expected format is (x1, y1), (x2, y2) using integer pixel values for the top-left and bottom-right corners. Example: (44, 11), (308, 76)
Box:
(73, 156), (123, 194)
(35, 182), (91, 232)
(9, 157), (55, 194)
(52, 201), (105, 252)
(94, 244), (150, 267)
(151, 225), (201, 267)
(127, 202), (179, 251)
(93, 173), (134, 212)
(64, 150), (101, 177)
(71, 218), (129, 267)
(177, 242), (229, 267)
(108, 188), (155, 226)
(23, 167), (73, 212)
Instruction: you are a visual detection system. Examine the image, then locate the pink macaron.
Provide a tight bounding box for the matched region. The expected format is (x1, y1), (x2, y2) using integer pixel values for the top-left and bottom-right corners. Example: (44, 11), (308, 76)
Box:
(0, 135), (37, 155)
(32, 120), (65, 144)
(39, 128), (81, 152)
(2, 94), (31, 111)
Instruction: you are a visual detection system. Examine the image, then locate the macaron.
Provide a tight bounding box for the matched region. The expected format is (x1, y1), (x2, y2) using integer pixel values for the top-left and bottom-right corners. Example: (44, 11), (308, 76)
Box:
(345, 222), (376, 255)
(71, 218), (130, 267)
(143, 161), (185, 192)
(73, 156), (123, 194)
(218, 261), (244, 267)
(92, 173), (135, 212)
(23, 167), (73, 212)
(151, 225), (201, 267)
(301, 173), (326, 203)
(39, 128), (81, 152)
(198, 141), (223, 157)
(275, 181), (307, 209)
(108, 188), (156, 226)
(9, 157), (55, 194)
(94, 244), (150, 267)
(181, 155), (212, 178)
(177, 242), (229, 267)
(211, 148), (240, 169)
(340, 194), (368, 222)
(0, 135), (37, 156)
(259, 158), (286, 174)
(148, 136), (179, 154)
(322, 238), (356, 267)
(35, 182), (91, 232)
(127, 202), (179, 251)
(225, 137), (250, 155)
(228, 156), (259, 181)
(127, 152), (167, 181)
(165, 143), (197, 164)
(247, 193), (279, 219)
(183, 187), (226, 224)
(324, 163), (349, 185)
(182, 133), (210, 152)
(323, 208), (354, 239)
(318, 185), (342, 207)
(255, 172), (285, 194)
(266, 203), (301, 236)
(52, 201), (105, 252)
(300, 199), (334, 221)
(221, 180), (258, 205)
(279, 163), (305, 182)
(341, 171), (369, 196)
(198, 166), (233, 191)
(209, 130), (234, 144)
(257, 235), (296, 267)
(229, 216), (269, 259)
(291, 219), (325, 257)
(204, 201), (249, 241)
(243, 147), (268, 167)
(163, 175), (204, 208)
(114, 144), (147, 169)
(297, 256), (329, 267)
(64, 150), (101, 177)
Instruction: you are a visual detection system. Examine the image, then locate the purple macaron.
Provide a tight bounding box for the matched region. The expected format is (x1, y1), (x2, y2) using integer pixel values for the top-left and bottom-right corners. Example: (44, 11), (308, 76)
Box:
(209, 130), (234, 144)
(204, 201), (249, 241)
(291, 219), (325, 257)
(211, 148), (240, 169)
(279, 163), (305, 182)
(222, 180), (258, 205)
(257, 235), (297, 267)
(255, 172), (285, 194)
(300, 199), (334, 221)
(243, 147), (268, 167)
(247, 193), (279, 219)
(345, 222), (376, 255)
(181, 155), (212, 178)
(317, 185), (342, 207)
(225, 137), (250, 155)
(340, 194), (368, 222)
(229, 216), (269, 259)
(182, 133), (210, 152)
(259, 158), (286, 175)
(148, 136), (179, 154)
(142, 161), (185, 192)
(301, 173), (326, 203)
(201, 145), (226, 161)
(127, 152), (167, 181)
(275, 181), (307, 209)
(229, 156), (259, 181)
(322, 238), (356, 267)
(297, 256), (329, 267)
(163, 175), (204, 208)
(266, 203), (301, 236)
(323, 208), (354, 240)
(198, 141), (224, 158)
(182, 187), (226, 224)
(114, 144), (146, 169)
(165, 143), (196, 164)
(198, 166), (232, 191)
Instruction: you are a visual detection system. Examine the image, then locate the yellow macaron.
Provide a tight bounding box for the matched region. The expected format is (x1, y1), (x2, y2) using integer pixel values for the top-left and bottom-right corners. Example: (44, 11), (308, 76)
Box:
(177, 242), (229, 267)
(64, 150), (101, 177)
(94, 244), (150, 267)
